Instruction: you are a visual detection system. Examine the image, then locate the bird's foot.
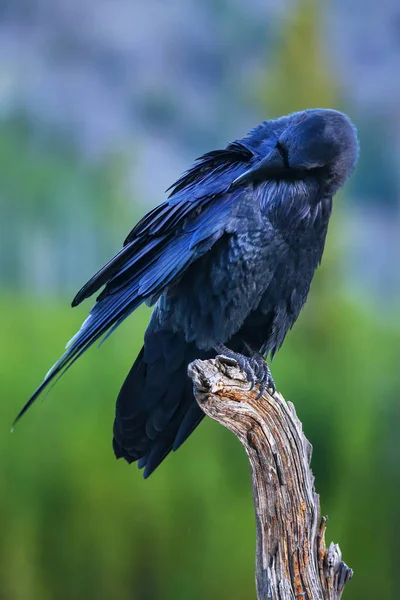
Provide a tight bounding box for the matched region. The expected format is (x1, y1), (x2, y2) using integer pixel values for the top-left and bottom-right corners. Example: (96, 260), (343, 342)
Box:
(214, 344), (276, 398)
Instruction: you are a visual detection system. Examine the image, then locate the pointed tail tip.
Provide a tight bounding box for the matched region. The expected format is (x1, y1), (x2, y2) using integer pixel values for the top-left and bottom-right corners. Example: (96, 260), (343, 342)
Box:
(11, 413), (22, 434)
(12, 401), (32, 430)
(11, 400), (35, 432)
(12, 381), (48, 431)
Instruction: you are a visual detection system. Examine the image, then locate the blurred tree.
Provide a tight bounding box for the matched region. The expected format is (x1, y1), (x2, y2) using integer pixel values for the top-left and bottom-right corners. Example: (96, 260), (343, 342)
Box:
(262, 0), (338, 116)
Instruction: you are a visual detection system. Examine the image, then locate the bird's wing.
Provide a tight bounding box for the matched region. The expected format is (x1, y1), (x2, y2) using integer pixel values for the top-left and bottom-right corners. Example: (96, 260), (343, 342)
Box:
(16, 142), (254, 423)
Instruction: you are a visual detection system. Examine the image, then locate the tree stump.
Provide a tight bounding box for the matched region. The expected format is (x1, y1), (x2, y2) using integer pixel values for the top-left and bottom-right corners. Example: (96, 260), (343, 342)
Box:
(188, 356), (352, 600)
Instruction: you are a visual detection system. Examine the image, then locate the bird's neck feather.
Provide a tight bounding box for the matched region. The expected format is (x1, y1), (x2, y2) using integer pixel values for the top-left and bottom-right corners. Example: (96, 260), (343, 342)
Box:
(256, 179), (332, 234)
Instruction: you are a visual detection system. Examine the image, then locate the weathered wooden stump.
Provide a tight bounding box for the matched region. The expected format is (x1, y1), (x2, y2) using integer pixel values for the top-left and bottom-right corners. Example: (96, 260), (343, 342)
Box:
(188, 356), (352, 600)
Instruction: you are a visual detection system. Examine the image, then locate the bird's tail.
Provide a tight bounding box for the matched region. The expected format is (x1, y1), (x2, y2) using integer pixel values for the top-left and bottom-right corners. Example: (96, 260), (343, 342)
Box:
(113, 330), (209, 478)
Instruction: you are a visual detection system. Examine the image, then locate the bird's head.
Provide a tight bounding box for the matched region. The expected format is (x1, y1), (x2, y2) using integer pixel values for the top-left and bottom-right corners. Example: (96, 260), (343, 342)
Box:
(278, 109), (359, 187)
(234, 109), (359, 194)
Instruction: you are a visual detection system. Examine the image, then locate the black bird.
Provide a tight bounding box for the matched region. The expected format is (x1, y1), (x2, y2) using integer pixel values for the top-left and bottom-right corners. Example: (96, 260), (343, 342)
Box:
(17, 109), (359, 478)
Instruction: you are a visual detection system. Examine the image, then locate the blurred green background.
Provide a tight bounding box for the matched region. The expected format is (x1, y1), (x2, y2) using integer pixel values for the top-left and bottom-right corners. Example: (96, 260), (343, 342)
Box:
(1, 1), (399, 599)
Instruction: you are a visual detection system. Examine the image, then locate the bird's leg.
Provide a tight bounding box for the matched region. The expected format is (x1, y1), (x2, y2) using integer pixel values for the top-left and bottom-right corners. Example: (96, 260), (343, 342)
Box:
(214, 343), (276, 397)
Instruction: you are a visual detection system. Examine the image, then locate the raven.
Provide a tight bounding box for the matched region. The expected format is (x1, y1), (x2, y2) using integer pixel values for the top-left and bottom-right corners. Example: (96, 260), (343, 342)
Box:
(17, 109), (359, 477)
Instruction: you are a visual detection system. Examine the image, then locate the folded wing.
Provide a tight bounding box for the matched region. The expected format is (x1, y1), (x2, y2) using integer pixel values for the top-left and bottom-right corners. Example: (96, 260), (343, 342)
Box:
(16, 142), (254, 423)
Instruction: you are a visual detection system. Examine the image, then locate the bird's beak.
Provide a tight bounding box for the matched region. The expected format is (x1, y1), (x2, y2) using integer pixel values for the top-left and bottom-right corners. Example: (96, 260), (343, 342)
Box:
(231, 146), (286, 188)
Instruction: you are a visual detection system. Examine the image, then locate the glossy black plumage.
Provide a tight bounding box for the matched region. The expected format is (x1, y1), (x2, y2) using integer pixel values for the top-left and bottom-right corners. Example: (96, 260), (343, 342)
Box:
(18, 109), (359, 478)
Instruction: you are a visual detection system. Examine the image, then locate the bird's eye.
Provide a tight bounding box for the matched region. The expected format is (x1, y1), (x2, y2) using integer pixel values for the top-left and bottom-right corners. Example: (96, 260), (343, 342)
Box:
(276, 141), (289, 168)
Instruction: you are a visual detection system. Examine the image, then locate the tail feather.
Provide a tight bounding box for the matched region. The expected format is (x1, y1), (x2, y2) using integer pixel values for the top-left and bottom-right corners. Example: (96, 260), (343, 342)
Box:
(173, 402), (204, 452)
(113, 332), (208, 477)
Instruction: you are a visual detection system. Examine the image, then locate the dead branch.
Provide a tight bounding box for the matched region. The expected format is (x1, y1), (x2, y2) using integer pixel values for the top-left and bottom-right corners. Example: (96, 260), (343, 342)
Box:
(188, 356), (352, 600)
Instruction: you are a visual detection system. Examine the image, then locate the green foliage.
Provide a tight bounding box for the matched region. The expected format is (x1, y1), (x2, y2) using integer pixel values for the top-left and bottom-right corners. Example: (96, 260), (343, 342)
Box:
(0, 294), (398, 600)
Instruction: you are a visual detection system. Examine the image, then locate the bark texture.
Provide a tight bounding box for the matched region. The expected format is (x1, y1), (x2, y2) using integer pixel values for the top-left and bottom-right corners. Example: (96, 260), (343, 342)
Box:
(188, 356), (352, 600)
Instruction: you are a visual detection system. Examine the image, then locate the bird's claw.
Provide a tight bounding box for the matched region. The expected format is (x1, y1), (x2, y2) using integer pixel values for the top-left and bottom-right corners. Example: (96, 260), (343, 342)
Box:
(250, 353), (276, 398)
(214, 344), (275, 398)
